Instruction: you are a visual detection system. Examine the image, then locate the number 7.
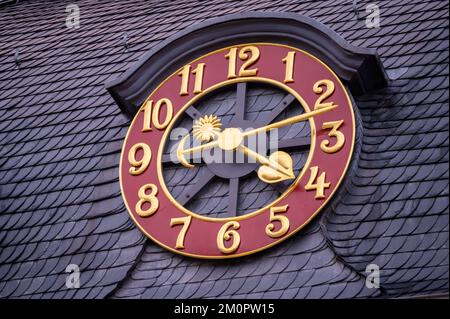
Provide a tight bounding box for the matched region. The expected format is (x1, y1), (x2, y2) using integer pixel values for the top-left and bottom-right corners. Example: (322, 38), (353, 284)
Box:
(170, 216), (192, 249)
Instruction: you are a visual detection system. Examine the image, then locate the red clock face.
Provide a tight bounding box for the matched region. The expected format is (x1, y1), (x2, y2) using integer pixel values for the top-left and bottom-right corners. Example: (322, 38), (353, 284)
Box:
(120, 43), (355, 259)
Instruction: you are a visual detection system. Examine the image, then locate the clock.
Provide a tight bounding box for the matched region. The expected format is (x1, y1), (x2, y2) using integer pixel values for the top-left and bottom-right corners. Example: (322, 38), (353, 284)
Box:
(120, 43), (355, 258)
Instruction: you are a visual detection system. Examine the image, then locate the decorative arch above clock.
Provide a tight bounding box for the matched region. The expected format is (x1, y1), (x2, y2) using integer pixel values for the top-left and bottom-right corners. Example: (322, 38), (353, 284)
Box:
(106, 12), (388, 117)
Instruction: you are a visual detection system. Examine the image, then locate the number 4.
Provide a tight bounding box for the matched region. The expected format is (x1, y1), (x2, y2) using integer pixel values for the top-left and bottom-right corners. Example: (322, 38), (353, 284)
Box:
(305, 166), (330, 199)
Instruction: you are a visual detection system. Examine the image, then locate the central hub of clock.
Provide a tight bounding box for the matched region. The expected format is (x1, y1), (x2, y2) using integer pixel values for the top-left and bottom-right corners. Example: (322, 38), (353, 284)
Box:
(217, 127), (243, 151)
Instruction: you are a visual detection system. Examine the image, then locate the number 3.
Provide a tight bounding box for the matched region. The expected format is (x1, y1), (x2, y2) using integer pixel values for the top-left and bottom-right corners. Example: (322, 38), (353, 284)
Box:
(321, 120), (345, 153)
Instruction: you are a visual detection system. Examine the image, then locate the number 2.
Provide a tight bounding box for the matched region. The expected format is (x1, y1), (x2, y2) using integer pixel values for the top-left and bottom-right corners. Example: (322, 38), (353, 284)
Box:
(313, 79), (338, 110)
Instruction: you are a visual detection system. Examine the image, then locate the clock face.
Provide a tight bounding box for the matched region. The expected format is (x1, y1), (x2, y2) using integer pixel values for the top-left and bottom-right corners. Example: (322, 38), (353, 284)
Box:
(120, 43), (355, 259)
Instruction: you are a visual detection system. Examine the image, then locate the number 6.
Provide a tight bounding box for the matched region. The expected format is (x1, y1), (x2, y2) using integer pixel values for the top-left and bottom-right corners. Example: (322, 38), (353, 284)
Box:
(217, 221), (240, 254)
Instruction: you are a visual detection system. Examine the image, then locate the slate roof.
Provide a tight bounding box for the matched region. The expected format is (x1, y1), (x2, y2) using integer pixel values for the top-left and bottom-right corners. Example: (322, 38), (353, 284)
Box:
(0, 0), (448, 299)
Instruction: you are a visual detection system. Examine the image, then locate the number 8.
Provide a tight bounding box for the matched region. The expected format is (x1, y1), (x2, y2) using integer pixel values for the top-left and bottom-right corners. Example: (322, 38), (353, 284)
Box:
(136, 184), (159, 217)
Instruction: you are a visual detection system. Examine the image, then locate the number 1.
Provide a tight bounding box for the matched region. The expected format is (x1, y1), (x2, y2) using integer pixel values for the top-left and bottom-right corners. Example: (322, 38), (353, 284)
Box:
(282, 51), (296, 83)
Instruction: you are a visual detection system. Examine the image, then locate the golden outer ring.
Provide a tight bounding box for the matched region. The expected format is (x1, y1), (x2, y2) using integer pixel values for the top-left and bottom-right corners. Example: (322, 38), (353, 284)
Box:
(119, 42), (356, 259)
(157, 76), (315, 222)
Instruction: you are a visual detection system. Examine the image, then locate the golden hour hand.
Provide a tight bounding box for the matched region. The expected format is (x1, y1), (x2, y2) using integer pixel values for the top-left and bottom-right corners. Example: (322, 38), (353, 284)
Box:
(236, 145), (294, 183)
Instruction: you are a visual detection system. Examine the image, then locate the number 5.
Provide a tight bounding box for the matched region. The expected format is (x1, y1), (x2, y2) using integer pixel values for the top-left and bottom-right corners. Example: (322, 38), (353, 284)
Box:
(265, 205), (290, 238)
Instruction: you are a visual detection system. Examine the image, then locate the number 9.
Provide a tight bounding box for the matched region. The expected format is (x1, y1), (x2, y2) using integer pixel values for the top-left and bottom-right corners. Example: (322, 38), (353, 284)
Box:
(128, 142), (151, 175)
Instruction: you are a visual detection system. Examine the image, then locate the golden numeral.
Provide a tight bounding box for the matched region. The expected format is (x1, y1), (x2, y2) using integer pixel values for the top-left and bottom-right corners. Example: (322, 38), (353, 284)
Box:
(305, 166), (331, 199)
(170, 216), (192, 249)
(313, 79), (338, 110)
(142, 98), (174, 131)
(178, 65), (190, 96)
(265, 204), (290, 238)
(136, 184), (159, 217)
(192, 63), (205, 94)
(225, 47), (237, 78)
(239, 46), (260, 77)
(217, 221), (240, 254)
(178, 63), (205, 96)
(128, 142), (151, 175)
(321, 120), (345, 153)
(282, 51), (296, 83)
(225, 46), (260, 78)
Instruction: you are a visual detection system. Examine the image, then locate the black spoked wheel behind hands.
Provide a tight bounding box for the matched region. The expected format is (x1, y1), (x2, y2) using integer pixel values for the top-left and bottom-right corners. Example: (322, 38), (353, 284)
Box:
(162, 81), (311, 218)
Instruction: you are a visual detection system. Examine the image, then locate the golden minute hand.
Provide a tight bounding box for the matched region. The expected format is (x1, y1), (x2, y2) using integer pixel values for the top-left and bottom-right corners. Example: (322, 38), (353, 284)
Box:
(242, 105), (337, 137)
